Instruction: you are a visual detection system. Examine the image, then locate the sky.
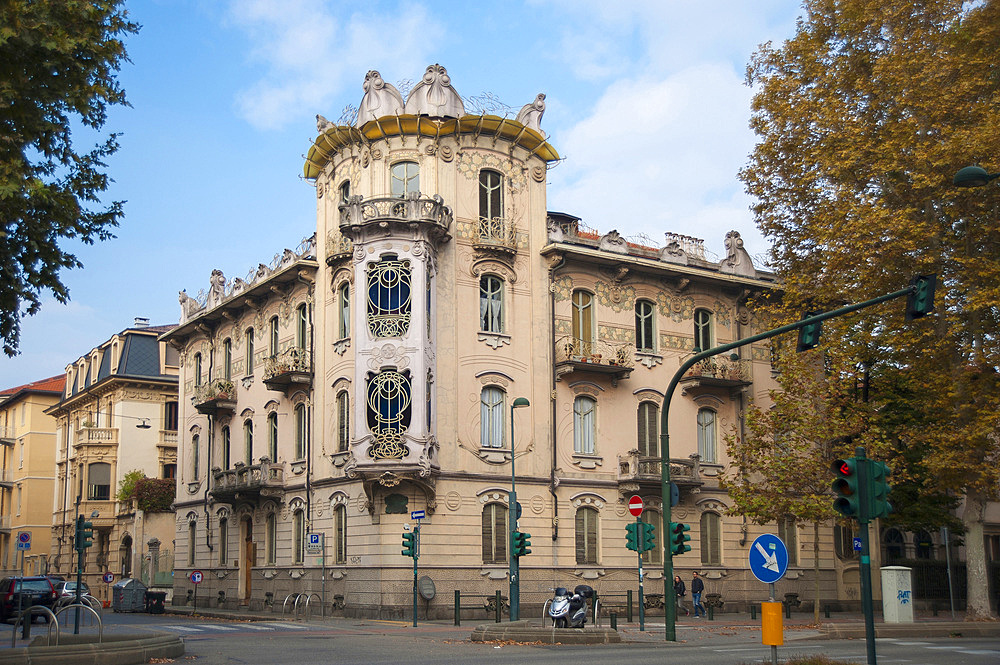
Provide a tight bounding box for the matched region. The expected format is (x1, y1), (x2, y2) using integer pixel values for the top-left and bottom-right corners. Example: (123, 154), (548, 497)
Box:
(0, 0), (805, 388)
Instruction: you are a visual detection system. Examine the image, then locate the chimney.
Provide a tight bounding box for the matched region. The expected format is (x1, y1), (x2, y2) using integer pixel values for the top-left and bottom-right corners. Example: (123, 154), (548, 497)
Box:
(134, 317), (150, 328)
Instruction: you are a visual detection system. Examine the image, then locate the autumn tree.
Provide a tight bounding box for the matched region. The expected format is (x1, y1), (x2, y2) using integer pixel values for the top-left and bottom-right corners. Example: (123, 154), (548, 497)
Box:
(0, 1), (138, 356)
(741, 0), (1000, 618)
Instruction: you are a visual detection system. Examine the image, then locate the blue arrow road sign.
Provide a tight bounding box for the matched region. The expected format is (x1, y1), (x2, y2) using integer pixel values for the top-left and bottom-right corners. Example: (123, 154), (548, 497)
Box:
(749, 534), (788, 584)
(411, 510), (425, 520)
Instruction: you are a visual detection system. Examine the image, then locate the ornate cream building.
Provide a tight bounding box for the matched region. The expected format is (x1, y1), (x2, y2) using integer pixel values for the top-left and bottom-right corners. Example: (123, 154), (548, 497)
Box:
(47, 321), (179, 597)
(166, 65), (961, 617)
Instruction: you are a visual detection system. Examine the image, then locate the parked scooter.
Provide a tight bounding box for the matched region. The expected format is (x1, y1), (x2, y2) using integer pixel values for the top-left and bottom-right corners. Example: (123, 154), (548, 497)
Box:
(547, 585), (594, 628)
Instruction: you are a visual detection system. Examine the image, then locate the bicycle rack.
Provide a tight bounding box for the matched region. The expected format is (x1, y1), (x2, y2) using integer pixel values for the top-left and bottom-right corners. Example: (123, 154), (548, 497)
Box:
(282, 593), (301, 615)
(54, 603), (103, 645)
(10, 606), (58, 647)
(300, 593), (321, 618)
(541, 599), (551, 625)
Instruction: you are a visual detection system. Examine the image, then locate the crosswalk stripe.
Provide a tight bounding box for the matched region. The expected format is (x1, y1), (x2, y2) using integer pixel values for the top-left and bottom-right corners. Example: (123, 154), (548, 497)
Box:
(238, 624), (275, 630)
(159, 625), (203, 632)
(257, 622), (309, 630)
(198, 624), (239, 631)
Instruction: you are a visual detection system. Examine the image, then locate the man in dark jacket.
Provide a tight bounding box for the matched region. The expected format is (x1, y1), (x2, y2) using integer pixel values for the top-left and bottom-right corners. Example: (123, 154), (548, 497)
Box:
(691, 571), (705, 617)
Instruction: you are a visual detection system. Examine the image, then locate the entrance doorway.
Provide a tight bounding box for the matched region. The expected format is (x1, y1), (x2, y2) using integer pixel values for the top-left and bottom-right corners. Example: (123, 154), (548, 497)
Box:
(239, 517), (255, 605)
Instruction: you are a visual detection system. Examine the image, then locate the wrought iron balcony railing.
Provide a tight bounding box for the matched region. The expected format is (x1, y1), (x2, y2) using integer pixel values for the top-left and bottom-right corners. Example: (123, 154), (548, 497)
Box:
(473, 216), (518, 253)
(194, 379), (237, 415)
(338, 193), (452, 241)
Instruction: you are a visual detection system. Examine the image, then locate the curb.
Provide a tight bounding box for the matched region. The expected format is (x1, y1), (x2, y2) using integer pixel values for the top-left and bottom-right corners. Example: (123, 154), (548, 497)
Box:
(0, 633), (183, 665)
(819, 621), (1000, 640)
(471, 620), (622, 644)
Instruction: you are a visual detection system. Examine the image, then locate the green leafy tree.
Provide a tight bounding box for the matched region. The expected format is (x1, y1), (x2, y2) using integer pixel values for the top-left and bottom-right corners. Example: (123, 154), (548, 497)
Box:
(742, 0), (1000, 619)
(116, 468), (144, 503)
(0, 1), (138, 356)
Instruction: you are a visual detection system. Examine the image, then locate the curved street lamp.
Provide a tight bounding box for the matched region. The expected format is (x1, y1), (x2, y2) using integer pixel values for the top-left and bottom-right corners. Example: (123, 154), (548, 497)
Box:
(953, 165), (999, 188)
(509, 396), (530, 621)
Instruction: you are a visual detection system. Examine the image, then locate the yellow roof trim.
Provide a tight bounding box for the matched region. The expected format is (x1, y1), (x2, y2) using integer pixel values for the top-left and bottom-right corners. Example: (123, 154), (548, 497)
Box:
(303, 114), (560, 179)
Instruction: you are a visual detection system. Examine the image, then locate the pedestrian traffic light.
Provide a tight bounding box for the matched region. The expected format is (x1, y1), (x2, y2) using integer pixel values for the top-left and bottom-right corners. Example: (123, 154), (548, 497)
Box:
(869, 460), (892, 519)
(76, 516), (93, 551)
(641, 522), (656, 553)
(668, 522), (691, 555)
(625, 522), (639, 551)
(831, 457), (861, 518)
(401, 531), (416, 558)
(796, 313), (822, 352)
(513, 531), (531, 557)
(905, 274), (936, 320)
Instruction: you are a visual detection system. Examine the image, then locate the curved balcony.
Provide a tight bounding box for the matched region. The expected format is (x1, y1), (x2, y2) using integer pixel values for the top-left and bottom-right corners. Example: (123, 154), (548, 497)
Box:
(678, 357), (752, 398)
(194, 379), (237, 416)
(338, 193), (452, 245)
(554, 336), (634, 386)
(616, 451), (703, 497)
(473, 216), (518, 256)
(210, 459), (285, 505)
(262, 347), (312, 394)
(326, 231), (354, 267)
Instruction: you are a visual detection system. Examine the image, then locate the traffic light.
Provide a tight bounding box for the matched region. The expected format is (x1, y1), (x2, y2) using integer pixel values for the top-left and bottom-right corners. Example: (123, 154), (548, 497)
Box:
(869, 460), (892, 519)
(512, 531), (531, 557)
(625, 522), (639, 552)
(831, 457), (861, 518)
(668, 522), (691, 555)
(796, 313), (822, 352)
(905, 274), (936, 320)
(641, 522), (656, 553)
(401, 531), (416, 558)
(76, 516), (93, 551)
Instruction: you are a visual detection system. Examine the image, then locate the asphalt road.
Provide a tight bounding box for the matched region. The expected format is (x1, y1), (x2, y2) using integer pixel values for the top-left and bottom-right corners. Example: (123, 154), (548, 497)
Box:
(12, 611), (1000, 665)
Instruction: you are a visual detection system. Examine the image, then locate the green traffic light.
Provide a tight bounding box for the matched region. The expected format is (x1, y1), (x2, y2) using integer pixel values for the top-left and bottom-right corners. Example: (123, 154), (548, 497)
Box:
(625, 522), (639, 552)
(796, 313), (821, 352)
(641, 522), (656, 552)
(905, 274), (936, 320)
(513, 531), (531, 557)
(401, 531), (416, 558)
(669, 522), (691, 555)
(831, 457), (861, 518)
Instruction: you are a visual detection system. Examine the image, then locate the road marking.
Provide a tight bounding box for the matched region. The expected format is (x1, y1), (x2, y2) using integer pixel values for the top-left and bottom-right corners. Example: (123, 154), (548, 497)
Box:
(159, 625), (203, 632)
(198, 624), (239, 631)
(238, 624), (275, 630)
(257, 622), (309, 630)
(957, 650), (1000, 655)
(892, 641), (931, 645)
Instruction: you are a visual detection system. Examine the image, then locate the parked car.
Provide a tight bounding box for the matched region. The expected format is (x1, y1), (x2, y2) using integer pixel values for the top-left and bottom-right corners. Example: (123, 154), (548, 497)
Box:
(53, 580), (91, 600)
(0, 576), (58, 623)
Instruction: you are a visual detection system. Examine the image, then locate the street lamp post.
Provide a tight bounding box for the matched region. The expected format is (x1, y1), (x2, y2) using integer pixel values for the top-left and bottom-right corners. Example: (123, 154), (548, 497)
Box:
(509, 396), (530, 621)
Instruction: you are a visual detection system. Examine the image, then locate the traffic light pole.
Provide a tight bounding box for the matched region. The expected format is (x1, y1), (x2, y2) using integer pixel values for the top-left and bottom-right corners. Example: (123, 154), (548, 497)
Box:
(74, 515), (83, 635)
(659, 284), (920, 641)
(636, 516), (645, 631)
(412, 525), (419, 628)
(855, 448), (877, 665)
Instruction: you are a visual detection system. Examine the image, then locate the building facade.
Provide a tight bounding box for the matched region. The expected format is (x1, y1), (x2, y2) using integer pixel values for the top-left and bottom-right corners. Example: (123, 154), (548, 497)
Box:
(0, 376), (64, 575)
(166, 65), (981, 616)
(47, 321), (179, 598)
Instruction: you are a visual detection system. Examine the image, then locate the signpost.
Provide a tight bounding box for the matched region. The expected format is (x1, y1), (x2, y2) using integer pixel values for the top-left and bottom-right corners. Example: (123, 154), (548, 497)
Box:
(407, 511), (425, 627)
(103, 572), (114, 605)
(190, 570), (203, 615)
(626, 496), (646, 630)
(749, 535), (789, 665)
(16, 531), (31, 551)
(307, 533), (325, 616)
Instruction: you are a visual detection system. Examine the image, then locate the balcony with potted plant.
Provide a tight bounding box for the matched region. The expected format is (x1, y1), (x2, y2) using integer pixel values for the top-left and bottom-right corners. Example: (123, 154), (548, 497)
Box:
(554, 335), (634, 386)
(194, 379), (237, 416)
(679, 355), (752, 398)
(263, 347), (312, 393)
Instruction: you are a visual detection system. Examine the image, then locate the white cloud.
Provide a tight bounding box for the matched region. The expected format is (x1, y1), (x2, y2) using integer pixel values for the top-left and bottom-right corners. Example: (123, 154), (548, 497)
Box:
(227, 0), (444, 130)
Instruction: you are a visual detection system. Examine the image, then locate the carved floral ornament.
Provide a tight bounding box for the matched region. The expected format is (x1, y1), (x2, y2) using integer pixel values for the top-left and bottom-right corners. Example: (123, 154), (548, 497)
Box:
(571, 493), (606, 511)
(478, 489), (510, 506)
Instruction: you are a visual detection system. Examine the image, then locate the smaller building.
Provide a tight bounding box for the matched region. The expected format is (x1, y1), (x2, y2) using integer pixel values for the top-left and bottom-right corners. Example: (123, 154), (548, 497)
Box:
(0, 376), (65, 575)
(46, 319), (179, 598)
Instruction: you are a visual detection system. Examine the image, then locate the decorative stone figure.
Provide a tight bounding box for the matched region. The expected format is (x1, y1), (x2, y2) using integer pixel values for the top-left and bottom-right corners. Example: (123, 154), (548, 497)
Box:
(403, 64), (465, 118)
(719, 230), (756, 277)
(178, 290), (203, 323)
(516, 93), (546, 133)
(207, 269), (227, 309)
(356, 70), (404, 126)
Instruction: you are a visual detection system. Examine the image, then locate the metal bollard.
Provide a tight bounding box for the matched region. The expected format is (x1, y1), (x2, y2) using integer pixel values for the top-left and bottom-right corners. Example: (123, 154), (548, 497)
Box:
(784, 602), (791, 619)
(708, 606), (714, 621)
(627, 590), (633, 623)
(751, 603), (757, 620)
(495, 590), (502, 623)
(610, 612), (617, 631)
(824, 605), (830, 619)
(454, 590), (461, 626)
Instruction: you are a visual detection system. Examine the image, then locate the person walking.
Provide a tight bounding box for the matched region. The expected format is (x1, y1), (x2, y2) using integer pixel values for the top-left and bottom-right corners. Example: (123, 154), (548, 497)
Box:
(691, 571), (705, 618)
(673, 575), (689, 616)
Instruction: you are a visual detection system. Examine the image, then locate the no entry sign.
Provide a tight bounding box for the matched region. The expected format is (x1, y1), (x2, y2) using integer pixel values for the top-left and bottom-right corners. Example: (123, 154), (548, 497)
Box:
(628, 495), (644, 517)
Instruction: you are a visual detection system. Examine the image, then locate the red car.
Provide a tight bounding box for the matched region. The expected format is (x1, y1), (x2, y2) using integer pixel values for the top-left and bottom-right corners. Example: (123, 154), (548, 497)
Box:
(0, 576), (58, 623)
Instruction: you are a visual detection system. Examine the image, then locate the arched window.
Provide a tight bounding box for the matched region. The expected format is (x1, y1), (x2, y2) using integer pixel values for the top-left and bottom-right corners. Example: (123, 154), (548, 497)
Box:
(482, 503), (508, 564)
(245, 328), (255, 375)
(222, 338), (232, 380)
(243, 420), (253, 465)
(571, 290), (594, 355)
(641, 509), (662, 565)
(635, 300), (655, 352)
(575, 506), (599, 564)
(390, 161), (420, 197)
(267, 413), (278, 461)
(296, 304), (309, 349)
(193, 353), (203, 387)
(637, 402), (658, 457)
(479, 275), (504, 333)
(221, 426), (231, 469)
(778, 516), (798, 566)
(915, 530), (934, 559)
(265, 513), (277, 565)
(834, 523), (857, 560)
(88, 462), (111, 500)
(336, 391), (350, 453)
(191, 434), (200, 479)
(218, 517), (228, 565)
(293, 509), (305, 564)
(700, 511), (721, 565)
(269, 316), (279, 357)
(366, 370), (411, 460)
(883, 527), (905, 563)
(338, 282), (350, 339)
(574, 396), (596, 454)
(479, 169), (503, 222)
(338, 180), (350, 205)
(694, 309), (713, 352)
(294, 405), (308, 460)
(480, 386), (505, 449)
(367, 255), (412, 338)
(333, 504), (347, 565)
(697, 408), (717, 463)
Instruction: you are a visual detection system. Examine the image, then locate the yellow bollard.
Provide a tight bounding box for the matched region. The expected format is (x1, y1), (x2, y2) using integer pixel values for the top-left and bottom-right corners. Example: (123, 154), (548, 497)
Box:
(761, 601), (783, 646)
